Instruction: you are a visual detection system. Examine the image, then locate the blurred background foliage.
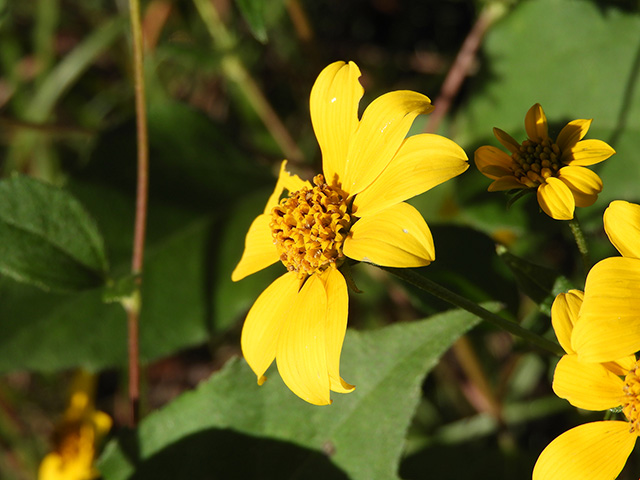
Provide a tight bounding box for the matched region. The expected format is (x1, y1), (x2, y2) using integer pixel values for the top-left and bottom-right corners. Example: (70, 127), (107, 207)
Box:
(0, 0), (639, 478)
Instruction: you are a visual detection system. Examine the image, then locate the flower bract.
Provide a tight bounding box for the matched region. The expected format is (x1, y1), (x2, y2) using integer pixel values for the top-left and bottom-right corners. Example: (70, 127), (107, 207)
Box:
(474, 103), (615, 220)
(232, 60), (469, 405)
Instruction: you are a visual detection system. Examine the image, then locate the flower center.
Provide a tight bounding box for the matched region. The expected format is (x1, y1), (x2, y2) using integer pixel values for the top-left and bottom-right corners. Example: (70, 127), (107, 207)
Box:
(53, 421), (95, 467)
(270, 174), (352, 278)
(622, 360), (640, 434)
(511, 138), (563, 187)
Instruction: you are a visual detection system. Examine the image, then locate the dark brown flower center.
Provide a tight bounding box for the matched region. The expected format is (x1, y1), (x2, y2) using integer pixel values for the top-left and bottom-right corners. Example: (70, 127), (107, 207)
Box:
(270, 174), (352, 278)
(511, 138), (563, 186)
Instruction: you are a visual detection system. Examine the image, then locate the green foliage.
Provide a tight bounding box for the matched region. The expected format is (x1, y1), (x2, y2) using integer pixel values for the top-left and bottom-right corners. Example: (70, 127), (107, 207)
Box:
(2, 0), (640, 478)
(98, 306), (487, 480)
(234, 0), (268, 43)
(0, 175), (108, 292)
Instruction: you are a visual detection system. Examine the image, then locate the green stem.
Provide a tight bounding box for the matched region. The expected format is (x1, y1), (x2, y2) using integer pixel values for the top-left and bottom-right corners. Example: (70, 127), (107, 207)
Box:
(380, 266), (564, 356)
(192, 0), (303, 163)
(568, 217), (590, 271)
(126, 0), (149, 427)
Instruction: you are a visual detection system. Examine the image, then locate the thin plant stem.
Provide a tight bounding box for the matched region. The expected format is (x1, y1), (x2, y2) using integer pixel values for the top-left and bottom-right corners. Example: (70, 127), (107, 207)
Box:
(380, 266), (564, 356)
(424, 2), (506, 133)
(452, 336), (503, 420)
(286, 0), (313, 42)
(193, 0), (303, 163)
(126, 0), (150, 427)
(568, 217), (590, 272)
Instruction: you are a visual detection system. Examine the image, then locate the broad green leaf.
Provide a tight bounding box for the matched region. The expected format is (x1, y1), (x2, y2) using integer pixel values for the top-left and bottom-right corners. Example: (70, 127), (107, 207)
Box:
(0, 214), (215, 373)
(0, 176), (273, 371)
(0, 175), (108, 292)
(235, 0), (268, 43)
(98, 306), (493, 480)
(0, 277), (126, 372)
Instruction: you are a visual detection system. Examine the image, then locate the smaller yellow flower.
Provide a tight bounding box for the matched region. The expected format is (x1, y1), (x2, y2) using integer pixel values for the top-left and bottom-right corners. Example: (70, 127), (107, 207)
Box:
(474, 103), (615, 220)
(571, 200), (640, 363)
(39, 371), (112, 480)
(534, 291), (638, 480)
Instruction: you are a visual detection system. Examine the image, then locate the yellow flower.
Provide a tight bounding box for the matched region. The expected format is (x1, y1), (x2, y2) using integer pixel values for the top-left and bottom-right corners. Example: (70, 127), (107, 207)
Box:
(39, 371), (112, 480)
(534, 289), (639, 480)
(571, 201), (640, 363)
(232, 60), (468, 405)
(474, 103), (615, 220)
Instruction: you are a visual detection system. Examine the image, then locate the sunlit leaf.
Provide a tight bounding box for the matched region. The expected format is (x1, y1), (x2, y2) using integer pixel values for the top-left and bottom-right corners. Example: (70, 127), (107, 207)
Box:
(98, 306), (495, 480)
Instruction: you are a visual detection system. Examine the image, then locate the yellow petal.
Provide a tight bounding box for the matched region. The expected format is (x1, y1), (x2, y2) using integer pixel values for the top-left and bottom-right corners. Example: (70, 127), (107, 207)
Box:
(341, 91), (433, 195)
(572, 256), (640, 362)
(231, 214), (279, 282)
(39, 452), (68, 480)
(67, 370), (96, 418)
(344, 202), (434, 267)
(276, 274), (332, 405)
(533, 421), (635, 480)
(562, 139), (616, 166)
(524, 103), (548, 143)
(556, 118), (592, 151)
(552, 354), (623, 411)
(91, 410), (113, 439)
(240, 272), (300, 381)
(474, 145), (515, 180)
(488, 176), (526, 191)
(493, 127), (521, 154)
(320, 268), (355, 394)
(551, 289), (584, 354)
(604, 200), (640, 259)
(265, 160), (310, 214)
(309, 61), (364, 186)
(353, 133), (468, 217)
(537, 177), (575, 220)
(602, 355), (637, 377)
(557, 165), (602, 208)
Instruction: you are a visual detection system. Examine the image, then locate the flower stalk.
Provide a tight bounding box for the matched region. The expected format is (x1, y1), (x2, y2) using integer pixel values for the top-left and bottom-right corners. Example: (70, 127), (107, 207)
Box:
(192, 0), (303, 163)
(126, 0), (149, 427)
(380, 266), (565, 356)
(568, 217), (590, 271)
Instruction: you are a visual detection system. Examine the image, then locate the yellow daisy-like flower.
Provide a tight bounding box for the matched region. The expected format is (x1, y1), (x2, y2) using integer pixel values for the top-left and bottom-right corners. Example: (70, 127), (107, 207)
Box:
(571, 200), (640, 363)
(474, 103), (615, 220)
(533, 290), (639, 480)
(38, 371), (112, 480)
(232, 60), (469, 405)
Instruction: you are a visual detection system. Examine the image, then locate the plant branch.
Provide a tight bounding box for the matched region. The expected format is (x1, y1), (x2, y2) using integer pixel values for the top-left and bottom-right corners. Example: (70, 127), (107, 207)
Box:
(126, 0), (149, 427)
(424, 2), (506, 133)
(193, 0), (303, 164)
(380, 266), (564, 356)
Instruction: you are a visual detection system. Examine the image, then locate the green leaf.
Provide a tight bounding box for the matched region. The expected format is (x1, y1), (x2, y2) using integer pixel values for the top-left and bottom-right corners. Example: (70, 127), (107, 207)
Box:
(234, 0), (268, 43)
(0, 175), (108, 292)
(496, 245), (566, 308)
(99, 306), (493, 480)
(0, 277), (126, 373)
(0, 214), (214, 373)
